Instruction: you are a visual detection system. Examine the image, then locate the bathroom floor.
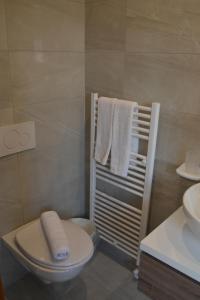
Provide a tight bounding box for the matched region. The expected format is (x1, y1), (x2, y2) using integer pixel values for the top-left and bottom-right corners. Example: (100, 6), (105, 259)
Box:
(5, 244), (150, 300)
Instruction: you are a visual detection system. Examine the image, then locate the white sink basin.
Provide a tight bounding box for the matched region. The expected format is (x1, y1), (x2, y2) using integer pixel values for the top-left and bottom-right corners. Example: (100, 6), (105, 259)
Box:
(183, 183), (200, 238)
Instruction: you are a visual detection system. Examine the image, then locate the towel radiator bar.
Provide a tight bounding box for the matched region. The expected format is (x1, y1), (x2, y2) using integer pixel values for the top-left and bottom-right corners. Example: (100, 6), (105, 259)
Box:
(90, 93), (160, 264)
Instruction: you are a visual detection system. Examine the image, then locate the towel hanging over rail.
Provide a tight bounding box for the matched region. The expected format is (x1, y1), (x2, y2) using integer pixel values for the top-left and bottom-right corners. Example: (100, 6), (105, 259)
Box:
(111, 99), (138, 177)
(95, 97), (139, 177)
(94, 97), (115, 165)
(90, 92), (160, 264)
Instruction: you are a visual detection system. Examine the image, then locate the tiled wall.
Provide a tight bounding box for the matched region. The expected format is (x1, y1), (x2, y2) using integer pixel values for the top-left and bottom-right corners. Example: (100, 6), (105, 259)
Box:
(0, 0), (85, 286)
(86, 0), (198, 231)
(1, 0), (200, 287)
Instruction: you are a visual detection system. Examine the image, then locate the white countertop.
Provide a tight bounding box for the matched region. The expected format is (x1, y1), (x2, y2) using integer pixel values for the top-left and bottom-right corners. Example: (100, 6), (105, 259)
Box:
(140, 207), (200, 282)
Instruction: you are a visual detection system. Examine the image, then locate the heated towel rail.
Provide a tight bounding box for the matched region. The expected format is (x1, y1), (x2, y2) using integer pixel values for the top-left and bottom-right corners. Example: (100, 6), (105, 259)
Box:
(90, 93), (160, 263)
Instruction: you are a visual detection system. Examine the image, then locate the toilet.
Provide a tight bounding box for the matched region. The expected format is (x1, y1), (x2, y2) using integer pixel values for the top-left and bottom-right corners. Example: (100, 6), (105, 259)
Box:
(2, 218), (94, 283)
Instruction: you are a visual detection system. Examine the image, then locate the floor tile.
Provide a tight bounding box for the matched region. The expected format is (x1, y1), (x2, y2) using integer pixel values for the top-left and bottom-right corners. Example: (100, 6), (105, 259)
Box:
(6, 250), (150, 300)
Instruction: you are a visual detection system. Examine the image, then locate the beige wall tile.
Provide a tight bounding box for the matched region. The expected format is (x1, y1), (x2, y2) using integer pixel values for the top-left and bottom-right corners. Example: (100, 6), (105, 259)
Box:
(0, 0), (7, 50)
(18, 142), (84, 202)
(156, 110), (200, 165)
(0, 108), (14, 126)
(86, 0), (123, 5)
(86, 0), (126, 50)
(23, 177), (85, 222)
(14, 103), (85, 158)
(0, 0), (85, 287)
(0, 52), (11, 108)
(149, 190), (181, 231)
(15, 98), (84, 135)
(22, 197), (56, 223)
(86, 50), (124, 97)
(126, 0), (200, 53)
(0, 89), (85, 238)
(124, 54), (200, 115)
(6, 0), (84, 51)
(19, 139), (85, 221)
(85, 0), (200, 233)
(14, 106), (84, 215)
(10, 52), (84, 105)
(0, 156), (21, 203)
(152, 160), (193, 202)
(149, 160), (193, 231)
(0, 202), (23, 236)
(74, 0), (85, 3)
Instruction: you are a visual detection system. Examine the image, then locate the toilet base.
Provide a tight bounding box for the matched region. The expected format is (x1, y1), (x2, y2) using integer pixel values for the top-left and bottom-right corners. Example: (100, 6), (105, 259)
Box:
(34, 265), (84, 284)
(2, 218), (94, 285)
(15, 253), (85, 283)
(2, 236), (87, 284)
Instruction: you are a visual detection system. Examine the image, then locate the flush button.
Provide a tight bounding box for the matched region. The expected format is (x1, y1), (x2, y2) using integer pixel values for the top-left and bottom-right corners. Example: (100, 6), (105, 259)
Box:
(0, 121), (36, 157)
(20, 132), (30, 147)
(3, 129), (20, 149)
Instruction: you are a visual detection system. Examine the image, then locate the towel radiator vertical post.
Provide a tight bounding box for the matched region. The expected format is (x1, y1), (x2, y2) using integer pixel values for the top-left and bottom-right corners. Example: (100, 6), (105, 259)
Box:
(90, 93), (98, 221)
(90, 92), (160, 263)
(137, 103), (160, 265)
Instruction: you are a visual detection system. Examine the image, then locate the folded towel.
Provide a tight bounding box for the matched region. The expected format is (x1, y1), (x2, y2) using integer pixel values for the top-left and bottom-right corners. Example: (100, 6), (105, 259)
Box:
(111, 100), (138, 177)
(40, 211), (69, 261)
(95, 97), (115, 165)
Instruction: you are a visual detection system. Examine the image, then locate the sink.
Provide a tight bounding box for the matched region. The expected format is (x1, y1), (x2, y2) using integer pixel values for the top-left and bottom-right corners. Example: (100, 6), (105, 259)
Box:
(183, 183), (200, 238)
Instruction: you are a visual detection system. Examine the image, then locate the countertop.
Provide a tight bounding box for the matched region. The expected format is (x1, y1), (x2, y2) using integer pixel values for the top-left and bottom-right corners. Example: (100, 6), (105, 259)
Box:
(140, 207), (200, 282)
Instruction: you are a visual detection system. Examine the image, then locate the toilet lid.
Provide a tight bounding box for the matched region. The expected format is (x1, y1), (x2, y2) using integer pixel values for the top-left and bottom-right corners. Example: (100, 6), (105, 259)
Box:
(15, 219), (94, 270)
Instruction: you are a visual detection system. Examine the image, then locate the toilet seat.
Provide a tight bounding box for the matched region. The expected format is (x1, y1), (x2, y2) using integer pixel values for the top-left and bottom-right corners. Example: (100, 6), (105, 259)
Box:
(15, 219), (94, 270)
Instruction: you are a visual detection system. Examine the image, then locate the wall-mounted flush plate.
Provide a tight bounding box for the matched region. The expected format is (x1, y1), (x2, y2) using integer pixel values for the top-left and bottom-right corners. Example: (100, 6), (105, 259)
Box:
(0, 121), (36, 158)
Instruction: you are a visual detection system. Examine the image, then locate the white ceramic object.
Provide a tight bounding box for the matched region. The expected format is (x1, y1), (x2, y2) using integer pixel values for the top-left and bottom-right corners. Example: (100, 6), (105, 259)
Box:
(183, 183), (200, 238)
(176, 163), (200, 181)
(0, 121), (36, 158)
(2, 219), (94, 284)
(69, 218), (99, 246)
(140, 207), (200, 283)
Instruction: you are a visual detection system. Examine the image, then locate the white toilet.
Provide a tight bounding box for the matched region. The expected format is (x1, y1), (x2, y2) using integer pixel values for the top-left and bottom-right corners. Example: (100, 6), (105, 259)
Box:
(2, 218), (94, 283)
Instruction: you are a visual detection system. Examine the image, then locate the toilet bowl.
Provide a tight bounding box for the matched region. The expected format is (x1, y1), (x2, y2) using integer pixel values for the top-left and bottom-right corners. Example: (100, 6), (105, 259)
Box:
(2, 219), (94, 283)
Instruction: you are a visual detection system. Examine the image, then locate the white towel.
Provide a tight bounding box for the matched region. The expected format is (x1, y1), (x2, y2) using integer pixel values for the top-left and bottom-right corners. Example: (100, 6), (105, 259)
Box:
(40, 211), (69, 261)
(111, 100), (138, 177)
(94, 97), (115, 165)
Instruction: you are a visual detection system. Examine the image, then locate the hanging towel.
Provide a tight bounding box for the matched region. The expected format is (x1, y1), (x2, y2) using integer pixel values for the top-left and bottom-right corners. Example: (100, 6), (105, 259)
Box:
(111, 100), (138, 177)
(40, 211), (69, 261)
(95, 97), (115, 165)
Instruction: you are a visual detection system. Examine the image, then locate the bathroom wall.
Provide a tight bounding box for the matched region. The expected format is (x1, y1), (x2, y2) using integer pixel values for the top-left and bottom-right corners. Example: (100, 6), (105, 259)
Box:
(86, 0), (198, 231)
(0, 0), (85, 286)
